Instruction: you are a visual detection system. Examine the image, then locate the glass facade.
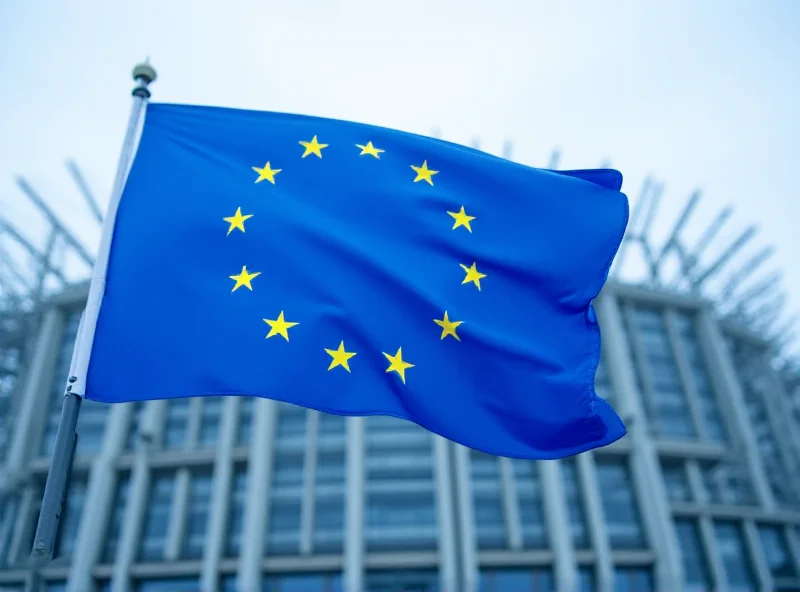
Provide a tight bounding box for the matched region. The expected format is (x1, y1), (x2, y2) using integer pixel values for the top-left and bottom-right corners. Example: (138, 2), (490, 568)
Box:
(625, 305), (696, 440)
(365, 416), (437, 552)
(674, 519), (711, 590)
(595, 458), (646, 550)
(1, 287), (799, 592)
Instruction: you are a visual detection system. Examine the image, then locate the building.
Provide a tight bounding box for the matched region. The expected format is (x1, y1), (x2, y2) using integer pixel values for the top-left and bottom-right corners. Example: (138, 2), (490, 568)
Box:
(1, 155), (800, 592)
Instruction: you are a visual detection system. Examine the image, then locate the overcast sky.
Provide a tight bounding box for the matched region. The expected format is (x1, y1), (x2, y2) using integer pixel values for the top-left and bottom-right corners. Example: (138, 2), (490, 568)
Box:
(1, 0), (798, 355)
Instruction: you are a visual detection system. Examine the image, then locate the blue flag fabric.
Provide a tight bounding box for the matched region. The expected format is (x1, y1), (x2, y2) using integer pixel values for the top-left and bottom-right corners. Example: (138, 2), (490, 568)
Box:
(86, 103), (629, 459)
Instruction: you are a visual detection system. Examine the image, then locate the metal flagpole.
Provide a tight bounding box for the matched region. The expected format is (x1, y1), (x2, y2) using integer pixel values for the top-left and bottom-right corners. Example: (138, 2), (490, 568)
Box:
(30, 60), (157, 561)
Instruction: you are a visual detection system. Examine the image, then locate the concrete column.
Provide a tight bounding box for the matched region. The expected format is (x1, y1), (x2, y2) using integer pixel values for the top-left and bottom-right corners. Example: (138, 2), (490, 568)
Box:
(200, 396), (239, 592)
(498, 458), (522, 550)
(111, 400), (162, 592)
(343, 417), (365, 592)
(698, 517), (727, 591)
(743, 519), (773, 592)
(238, 398), (277, 592)
(67, 403), (132, 591)
(111, 453), (149, 592)
(453, 445), (478, 592)
(577, 453), (613, 592)
(433, 437), (458, 592)
(541, 460), (576, 592)
(595, 294), (683, 592)
(685, 463), (728, 591)
(164, 468), (190, 560)
(299, 411), (319, 555)
(695, 309), (776, 510)
(5, 308), (62, 480)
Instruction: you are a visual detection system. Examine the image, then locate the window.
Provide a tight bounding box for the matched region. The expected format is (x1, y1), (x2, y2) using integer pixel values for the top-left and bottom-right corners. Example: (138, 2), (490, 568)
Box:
(318, 412), (346, 443)
(275, 403), (306, 446)
(595, 358), (614, 404)
(595, 459), (646, 549)
(139, 474), (175, 560)
(75, 399), (110, 455)
(365, 416), (437, 551)
(162, 399), (190, 450)
(613, 567), (653, 592)
(263, 573), (342, 592)
(758, 524), (798, 578)
(660, 460), (691, 503)
(478, 568), (554, 592)
(577, 567), (595, 592)
(674, 313), (727, 442)
(134, 579), (199, 592)
(627, 306), (695, 439)
(728, 339), (800, 509)
(197, 397), (223, 448)
(513, 460), (547, 548)
(674, 519), (711, 590)
(102, 474), (130, 562)
(53, 477), (87, 560)
(364, 570), (438, 592)
(236, 397), (254, 445)
(714, 521), (756, 590)
(182, 472), (212, 558)
(266, 404), (306, 555)
(267, 499), (302, 551)
(470, 451), (506, 549)
(225, 467), (247, 557)
(700, 460), (754, 506)
(561, 458), (590, 548)
(314, 450), (345, 553)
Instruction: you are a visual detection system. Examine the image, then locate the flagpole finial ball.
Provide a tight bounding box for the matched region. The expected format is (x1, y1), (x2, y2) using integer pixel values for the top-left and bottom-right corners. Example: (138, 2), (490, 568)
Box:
(132, 62), (157, 85)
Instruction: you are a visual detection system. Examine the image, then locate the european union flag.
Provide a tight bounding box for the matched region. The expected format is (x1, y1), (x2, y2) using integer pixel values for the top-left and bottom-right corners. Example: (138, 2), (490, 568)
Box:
(86, 103), (629, 459)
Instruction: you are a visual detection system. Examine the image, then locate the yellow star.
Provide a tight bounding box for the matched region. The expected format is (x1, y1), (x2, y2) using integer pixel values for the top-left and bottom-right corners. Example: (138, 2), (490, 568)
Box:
(383, 347), (414, 384)
(299, 135), (328, 158)
(223, 207), (253, 235)
(252, 161), (281, 184)
(411, 160), (439, 185)
(325, 341), (357, 372)
(356, 141), (384, 159)
(460, 262), (486, 291)
(229, 265), (261, 292)
(434, 311), (463, 341)
(263, 311), (299, 341)
(447, 206), (475, 232)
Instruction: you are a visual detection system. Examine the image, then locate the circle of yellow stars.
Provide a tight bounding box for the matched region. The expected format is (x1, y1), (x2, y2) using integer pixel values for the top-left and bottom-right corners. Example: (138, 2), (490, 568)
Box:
(224, 134), (486, 385)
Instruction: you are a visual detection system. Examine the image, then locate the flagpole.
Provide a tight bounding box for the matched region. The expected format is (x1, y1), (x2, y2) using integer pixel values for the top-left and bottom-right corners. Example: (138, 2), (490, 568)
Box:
(30, 60), (157, 561)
